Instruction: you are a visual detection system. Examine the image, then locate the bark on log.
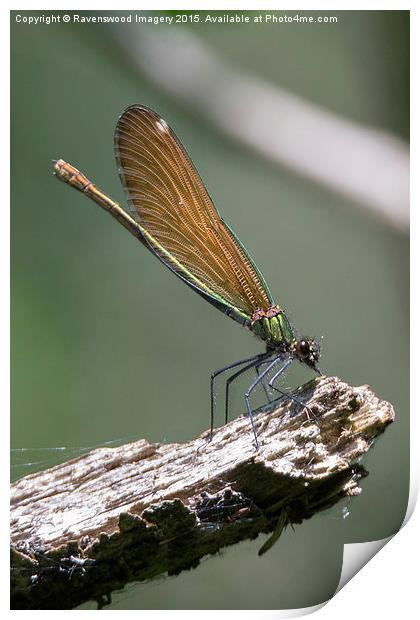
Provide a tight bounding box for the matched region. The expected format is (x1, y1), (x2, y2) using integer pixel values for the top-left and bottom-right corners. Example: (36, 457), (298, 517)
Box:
(10, 375), (395, 610)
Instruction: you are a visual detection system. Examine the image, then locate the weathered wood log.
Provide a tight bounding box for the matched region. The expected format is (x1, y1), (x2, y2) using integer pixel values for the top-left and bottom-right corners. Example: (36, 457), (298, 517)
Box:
(10, 375), (394, 609)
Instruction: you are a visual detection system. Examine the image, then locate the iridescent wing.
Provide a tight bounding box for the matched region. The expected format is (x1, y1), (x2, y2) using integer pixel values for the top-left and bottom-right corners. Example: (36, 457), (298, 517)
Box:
(115, 105), (274, 325)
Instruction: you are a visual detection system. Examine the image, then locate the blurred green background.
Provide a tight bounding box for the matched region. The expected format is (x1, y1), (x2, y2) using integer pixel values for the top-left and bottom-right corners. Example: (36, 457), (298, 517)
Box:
(11, 10), (409, 610)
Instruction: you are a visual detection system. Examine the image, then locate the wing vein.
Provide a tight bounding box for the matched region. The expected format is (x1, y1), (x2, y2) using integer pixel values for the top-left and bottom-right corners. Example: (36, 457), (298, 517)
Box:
(115, 106), (274, 317)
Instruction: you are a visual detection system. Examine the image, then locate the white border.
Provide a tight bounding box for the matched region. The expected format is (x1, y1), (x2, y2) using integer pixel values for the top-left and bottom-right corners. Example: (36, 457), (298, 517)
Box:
(4, 2), (416, 618)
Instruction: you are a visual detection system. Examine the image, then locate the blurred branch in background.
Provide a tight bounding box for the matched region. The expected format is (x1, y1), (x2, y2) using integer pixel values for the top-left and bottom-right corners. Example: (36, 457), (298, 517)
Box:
(110, 26), (409, 232)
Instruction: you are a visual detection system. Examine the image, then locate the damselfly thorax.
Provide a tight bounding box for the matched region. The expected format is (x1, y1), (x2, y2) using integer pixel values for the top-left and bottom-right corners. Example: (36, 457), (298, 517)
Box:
(250, 304), (294, 349)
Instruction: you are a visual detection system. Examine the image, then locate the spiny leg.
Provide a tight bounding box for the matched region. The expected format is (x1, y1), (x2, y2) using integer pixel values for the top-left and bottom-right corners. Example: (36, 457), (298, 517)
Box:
(268, 360), (318, 421)
(224, 356), (272, 425)
(255, 359), (274, 404)
(210, 353), (268, 441)
(270, 385), (318, 421)
(267, 357), (293, 389)
(244, 356), (282, 449)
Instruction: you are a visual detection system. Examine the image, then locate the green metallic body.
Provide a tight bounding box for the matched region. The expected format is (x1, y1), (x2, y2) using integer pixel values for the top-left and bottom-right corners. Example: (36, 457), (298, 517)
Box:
(251, 311), (294, 350)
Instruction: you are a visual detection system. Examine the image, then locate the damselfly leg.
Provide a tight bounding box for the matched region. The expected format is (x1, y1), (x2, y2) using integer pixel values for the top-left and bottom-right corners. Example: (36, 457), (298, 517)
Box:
(255, 359), (274, 404)
(224, 356), (274, 425)
(268, 360), (320, 421)
(210, 353), (269, 440)
(244, 356), (283, 449)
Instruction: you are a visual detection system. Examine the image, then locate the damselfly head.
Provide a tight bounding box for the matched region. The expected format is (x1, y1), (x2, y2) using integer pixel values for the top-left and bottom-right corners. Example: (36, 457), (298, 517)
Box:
(292, 337), (321, 372)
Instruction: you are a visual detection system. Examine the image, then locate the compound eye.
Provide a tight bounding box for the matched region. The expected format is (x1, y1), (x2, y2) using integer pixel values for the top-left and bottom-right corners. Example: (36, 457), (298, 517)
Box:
(298, 340), (310, 357)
